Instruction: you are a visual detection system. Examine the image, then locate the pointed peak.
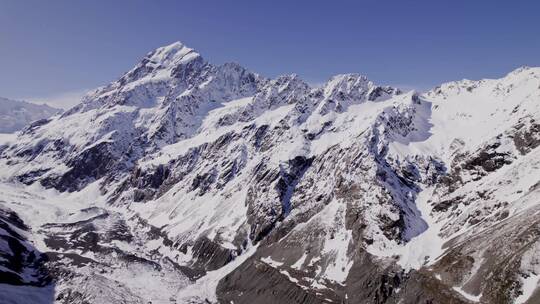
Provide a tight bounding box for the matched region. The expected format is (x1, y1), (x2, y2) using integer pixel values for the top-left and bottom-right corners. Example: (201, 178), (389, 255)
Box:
(151, 41), (190, 55)
(116, 41), (205, 84)
(323, 73), (372, 98)
(145, 41), (201, 67)
(271, 74), (309, 90)
(160, 40), (185, 49)
(255, 73), (310, 102)
(218, 62), (256, 77)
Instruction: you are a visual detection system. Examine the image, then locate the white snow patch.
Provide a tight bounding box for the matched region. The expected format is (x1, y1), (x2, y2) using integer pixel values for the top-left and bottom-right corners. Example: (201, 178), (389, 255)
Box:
(261, 256), (284, 267)
(0, 133), (17, 145)
(453, 286), (482, 302)
(515, 273), (540, 304)
(367, 187), (448, 270)
(279, 269), (299, 283)
(292, 252), (308, 270)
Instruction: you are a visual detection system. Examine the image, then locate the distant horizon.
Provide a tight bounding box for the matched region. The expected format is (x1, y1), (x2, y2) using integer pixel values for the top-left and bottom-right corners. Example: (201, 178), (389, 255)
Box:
(2, 0), (540, 109)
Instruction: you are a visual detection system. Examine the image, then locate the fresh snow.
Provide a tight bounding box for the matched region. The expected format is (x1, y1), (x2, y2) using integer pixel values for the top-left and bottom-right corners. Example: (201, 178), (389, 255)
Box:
(366, 187), (447, 270)
(515, 273), (540, 304)
(452, 286), (482, 302)
(279, 269), (299, 283)
(0, 96), (61, 133)
(390, 66), (540, 164)
(292, 252), (308, 270)
(0, 133), (17, 145)
(516, 240), (540, 304)
(261, 256), (285, 267)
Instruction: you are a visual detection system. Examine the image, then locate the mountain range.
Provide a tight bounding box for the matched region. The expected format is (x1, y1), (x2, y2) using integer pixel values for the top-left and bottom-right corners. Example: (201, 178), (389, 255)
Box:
(1, 41), (540, 304)
(0, 97), (60, 133)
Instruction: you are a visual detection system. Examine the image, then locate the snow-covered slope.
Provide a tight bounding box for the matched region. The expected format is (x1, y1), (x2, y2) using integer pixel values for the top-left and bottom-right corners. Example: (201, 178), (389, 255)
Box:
(0, 97), (60, 133)
(0, 41), (539, 304)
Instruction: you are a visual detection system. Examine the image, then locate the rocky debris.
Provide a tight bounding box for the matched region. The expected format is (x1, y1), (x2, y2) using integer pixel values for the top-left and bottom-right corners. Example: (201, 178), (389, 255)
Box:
(389, 270), (468, 304)
(218, 258), (333, 304)
(189, 236), (239, 271)
(428, 205), (540, 304)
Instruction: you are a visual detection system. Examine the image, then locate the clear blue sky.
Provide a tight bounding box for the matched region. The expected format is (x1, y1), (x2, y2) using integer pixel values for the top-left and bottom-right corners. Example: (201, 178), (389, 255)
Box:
(1, 0), (539, 107)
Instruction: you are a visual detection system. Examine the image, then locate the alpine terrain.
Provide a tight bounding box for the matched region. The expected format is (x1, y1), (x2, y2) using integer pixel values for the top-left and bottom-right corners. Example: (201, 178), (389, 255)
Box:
(0, 97), (61, 134)
(1, 41), (540, 304)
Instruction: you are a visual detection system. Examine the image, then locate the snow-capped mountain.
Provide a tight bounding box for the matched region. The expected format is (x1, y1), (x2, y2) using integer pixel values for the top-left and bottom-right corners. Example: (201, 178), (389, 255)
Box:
(0, 97), (60, 133)
(1, 41), (540, 304)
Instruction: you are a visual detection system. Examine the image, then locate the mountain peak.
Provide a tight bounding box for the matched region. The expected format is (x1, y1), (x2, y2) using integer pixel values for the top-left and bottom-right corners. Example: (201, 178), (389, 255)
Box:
(321, 73), (399, 103)
(144, 41), (202, 69)
(115, 41), (205, 88)
(158, 40), (185, 50)
(323, 73), (370, 96)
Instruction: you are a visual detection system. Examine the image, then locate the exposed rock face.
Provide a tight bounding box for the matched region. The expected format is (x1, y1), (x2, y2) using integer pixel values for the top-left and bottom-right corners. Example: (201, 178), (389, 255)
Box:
(1, 42), (540, 304)
(0, 206), (50, 286)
